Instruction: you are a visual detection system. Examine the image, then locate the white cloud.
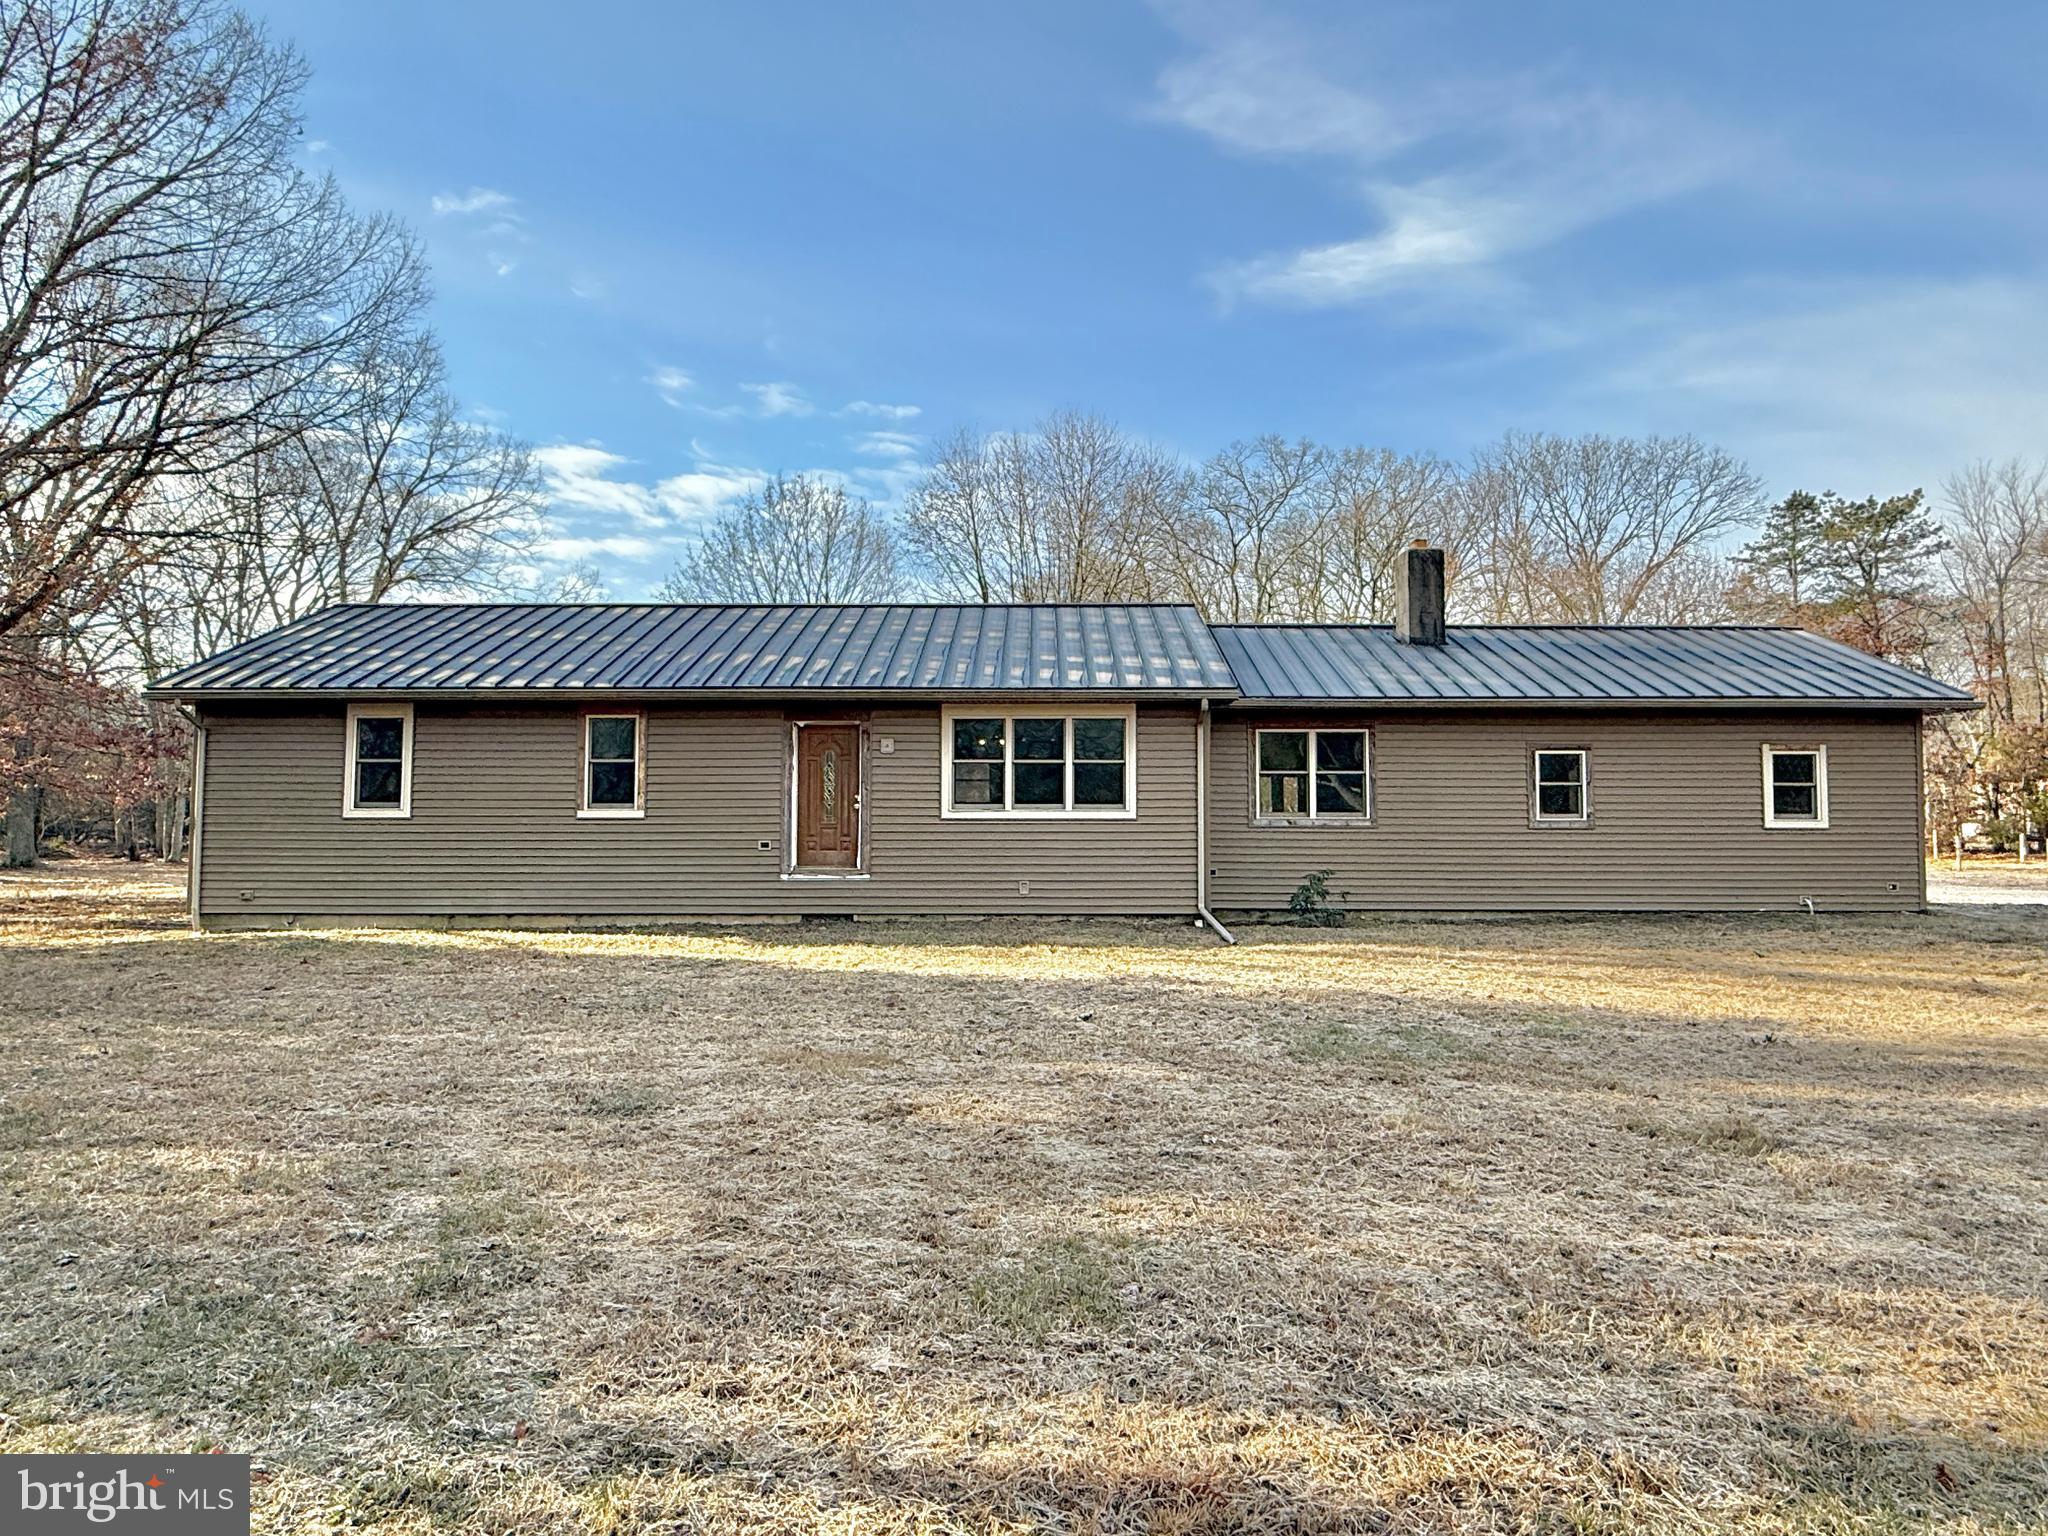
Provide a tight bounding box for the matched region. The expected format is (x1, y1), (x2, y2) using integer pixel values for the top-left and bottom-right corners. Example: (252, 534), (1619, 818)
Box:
(488, 254), (517, 279)
(1151, 31), (1411, 161)
(431, 186), (516, 217)
(536, 534), (661, 562)
(535, 440), (770, 544)
(738, 381), (813, 418)
(532, 444), (661, 526)
(840, 400), (922, 420)
(853, 430), (922, 459)
(569, 274), (606, 300)
(305, 138), (330, 155)
(1150, 8), (1743, 306)
(1562, 274), (2048, 494)
(656, 464), (769, 523)
(646, 365), (694, 407)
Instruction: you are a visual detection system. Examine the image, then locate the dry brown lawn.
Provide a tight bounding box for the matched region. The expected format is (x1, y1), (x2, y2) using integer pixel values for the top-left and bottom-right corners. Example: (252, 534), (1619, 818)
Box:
(1, 859), (2044, 1533)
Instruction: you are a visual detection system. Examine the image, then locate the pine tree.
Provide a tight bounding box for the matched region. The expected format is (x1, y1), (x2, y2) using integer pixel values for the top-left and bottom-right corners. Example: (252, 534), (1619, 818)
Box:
(1815, 489), (1947, 660)
(1736, 490), (1832, 613)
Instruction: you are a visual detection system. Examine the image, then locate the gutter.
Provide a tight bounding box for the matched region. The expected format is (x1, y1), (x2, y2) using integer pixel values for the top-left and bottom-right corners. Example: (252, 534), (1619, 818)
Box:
(1195, 698), (1235, 945)
(179, 706), (206, 931)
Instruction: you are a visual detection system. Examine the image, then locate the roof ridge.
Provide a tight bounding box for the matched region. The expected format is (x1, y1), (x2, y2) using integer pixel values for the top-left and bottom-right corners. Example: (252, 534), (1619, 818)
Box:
(315, 600), (1211, 612)
(1210, 620), (1804, 632)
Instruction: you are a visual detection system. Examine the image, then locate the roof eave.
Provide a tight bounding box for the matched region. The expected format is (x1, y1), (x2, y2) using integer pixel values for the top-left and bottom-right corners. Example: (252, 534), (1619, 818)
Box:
(1220, 695), (1980, 713)
(146, 684), (1245, 704)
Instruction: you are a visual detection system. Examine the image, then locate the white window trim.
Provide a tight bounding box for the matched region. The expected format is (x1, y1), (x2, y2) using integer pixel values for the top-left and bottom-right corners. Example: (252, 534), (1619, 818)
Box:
(1762, 744), (1830, 829)
(1531, 747), (1591, 825)
(939, 705), (1138, 819)
(579, 710), (646, 819)
(342, 702), (413, 820)
(1252, 727), (1372, 824)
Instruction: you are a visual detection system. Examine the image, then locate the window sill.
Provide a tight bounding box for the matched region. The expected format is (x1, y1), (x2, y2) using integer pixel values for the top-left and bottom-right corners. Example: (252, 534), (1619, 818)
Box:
(1763, 820), (1830, 830)
(781, 870), (870, 881)
(1531, 816), (1594, 829)
(577, 808), (646, 820)
(1251, 816), (1373, 829)
(342, 808), (411, 820)
(941, 807), (1137, 821)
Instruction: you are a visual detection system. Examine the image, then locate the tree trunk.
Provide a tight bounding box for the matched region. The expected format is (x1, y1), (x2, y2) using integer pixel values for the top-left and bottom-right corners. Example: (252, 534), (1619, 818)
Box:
(5, 785), (39, 868)
(158, 794), (187, 861)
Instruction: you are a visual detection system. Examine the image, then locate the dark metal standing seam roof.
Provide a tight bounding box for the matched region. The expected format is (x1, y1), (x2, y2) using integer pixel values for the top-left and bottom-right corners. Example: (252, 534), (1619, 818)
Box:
(1209, 624), (1980, 710)
(144, 602), (1242, 696)
(143, 602), (1979, 710)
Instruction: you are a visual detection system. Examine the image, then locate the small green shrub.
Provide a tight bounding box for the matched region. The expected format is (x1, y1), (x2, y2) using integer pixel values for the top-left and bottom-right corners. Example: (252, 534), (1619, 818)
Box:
(1288, 869), (1350, 926)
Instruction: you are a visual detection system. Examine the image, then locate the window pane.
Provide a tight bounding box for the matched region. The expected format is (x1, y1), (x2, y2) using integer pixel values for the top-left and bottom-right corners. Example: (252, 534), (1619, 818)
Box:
(952, 762), (1003, 807)
(1014, 762), (1063, 805)
(589, 760), (636, 806)
(953, 718), (1004, 761)
(356, 717), (403, 761)
(356, 761), (401, 806)
(1259, 771), (1309, 816)
(1772, 752), (1817, 786)
(1014, 717), (1064, 760)
(1773, 783), (1818, 819)
(1074, 718), (1125, 761)
(1539, 783), (1583, 818)
(1258, 732), (1307, 772)
(1536, 751), (1582, 786)
(1315, 732), (1365, 772)
(589, 716), (636, 760)
(1074, 761), (1124, 806)
(1315, 771), (1368, 816)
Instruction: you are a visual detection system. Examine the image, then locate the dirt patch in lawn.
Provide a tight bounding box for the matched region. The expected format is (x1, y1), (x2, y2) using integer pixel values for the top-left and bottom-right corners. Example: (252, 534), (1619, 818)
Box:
(2, 859), (2045, 1532)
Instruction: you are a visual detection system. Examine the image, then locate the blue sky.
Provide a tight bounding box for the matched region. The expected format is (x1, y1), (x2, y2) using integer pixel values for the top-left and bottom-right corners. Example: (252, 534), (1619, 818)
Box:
(253, 0), (2048, 597)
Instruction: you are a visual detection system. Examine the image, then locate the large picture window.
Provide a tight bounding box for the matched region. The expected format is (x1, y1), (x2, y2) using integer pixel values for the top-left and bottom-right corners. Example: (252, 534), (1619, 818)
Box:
(1762, 745), (1828, 828)
(942, 708), (1134, 816)
(343, 703), (412, 819)
(581, 712), (645, 818)
(1255, 729), (1369, 821)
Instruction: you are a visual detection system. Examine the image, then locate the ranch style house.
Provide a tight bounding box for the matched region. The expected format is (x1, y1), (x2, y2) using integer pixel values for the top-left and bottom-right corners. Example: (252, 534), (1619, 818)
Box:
(145, 547), (1978, 933)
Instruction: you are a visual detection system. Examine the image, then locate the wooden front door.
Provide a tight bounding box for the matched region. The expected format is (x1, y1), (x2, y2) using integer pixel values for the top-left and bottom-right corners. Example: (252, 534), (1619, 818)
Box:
(794, 724), (861, 870)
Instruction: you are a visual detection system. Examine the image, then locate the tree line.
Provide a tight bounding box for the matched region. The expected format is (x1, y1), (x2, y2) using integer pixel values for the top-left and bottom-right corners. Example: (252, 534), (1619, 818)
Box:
(666, 420), (2048, 853)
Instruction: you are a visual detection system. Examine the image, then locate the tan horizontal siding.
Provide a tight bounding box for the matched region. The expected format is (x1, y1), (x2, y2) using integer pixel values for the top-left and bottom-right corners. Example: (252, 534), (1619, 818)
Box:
(198, 699), (1927, 921)
(1206, 707), (1924, 913)
(199, 703), (1199, 918)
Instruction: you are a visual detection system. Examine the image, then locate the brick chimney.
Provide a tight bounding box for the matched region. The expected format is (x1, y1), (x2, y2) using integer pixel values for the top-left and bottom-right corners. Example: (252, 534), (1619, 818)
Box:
(1393, 541), (1445, 645)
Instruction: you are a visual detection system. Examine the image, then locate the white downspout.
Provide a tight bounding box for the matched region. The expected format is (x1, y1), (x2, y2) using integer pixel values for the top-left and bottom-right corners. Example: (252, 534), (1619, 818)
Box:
(1196, 698), (1236, 944)
(180, 706), (205, 932)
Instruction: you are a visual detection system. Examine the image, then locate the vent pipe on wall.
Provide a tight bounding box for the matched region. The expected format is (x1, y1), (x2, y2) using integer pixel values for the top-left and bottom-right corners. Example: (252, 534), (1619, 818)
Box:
(1393, 541), (1446, 646)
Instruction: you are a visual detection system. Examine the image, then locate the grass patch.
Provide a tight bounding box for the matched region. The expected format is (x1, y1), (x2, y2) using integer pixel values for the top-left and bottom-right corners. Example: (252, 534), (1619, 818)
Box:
(967, 1235), (1130, 1340)
(579, 1085), (661, 1119)
(1688, 1114), (1786, 1158)
(0, 1097), (52, 1150)
(1283, 1019), (1477, 1070)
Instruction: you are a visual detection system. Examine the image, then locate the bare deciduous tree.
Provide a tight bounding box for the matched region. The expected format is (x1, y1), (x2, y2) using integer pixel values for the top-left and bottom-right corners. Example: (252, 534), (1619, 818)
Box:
(0, 0), (424, 639)
(660, 474), (897, 604)
(1460, 432), (1760, 623)
(1301, 446), (1461, 621)
(1943, 459), (2048, 724)
(903, 412), (1177, 602)
(1156, 436), (1329, 621)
